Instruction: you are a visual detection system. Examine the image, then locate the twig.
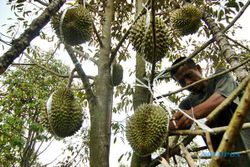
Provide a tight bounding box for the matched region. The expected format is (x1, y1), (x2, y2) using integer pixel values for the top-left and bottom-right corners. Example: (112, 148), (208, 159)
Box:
(0, 38), (11, 46)
(12, 63), (36, 66)
(205, 132), (214, 153)
(67, 68), (76, 89)
(92, 21), (103, 47)
(169, 122), (250, 136)
(157, 38), (214, 80)
(37, 137), (54, 156)
(22, 52), (71, 78)
(46, 42), (60, 64)
(34, 0), (49, 6)
(180, 143), (197, 167)
(223, 0), (250, 33)
(238, 149), (250, 155)
(206, 74), (250, 124)
(225, 35), (250, 52)
(191, 154), (211, 159)
(188, 146), (207, 152)
(0, 92), (7, 97)
(71, 47), (98, 65)
(150, 135), (195, 167)
(209, 78), (250, 166)
(156, 58), (250, 98)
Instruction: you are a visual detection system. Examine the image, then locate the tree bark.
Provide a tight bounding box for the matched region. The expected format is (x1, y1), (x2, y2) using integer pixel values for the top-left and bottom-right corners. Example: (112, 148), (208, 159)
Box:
(89, 0), (114, 166)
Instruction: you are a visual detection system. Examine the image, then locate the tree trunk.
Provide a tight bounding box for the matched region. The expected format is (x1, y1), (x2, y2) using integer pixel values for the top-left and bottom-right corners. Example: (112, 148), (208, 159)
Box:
(130, 54), (151, 167)
(130, 0), (152, 166)
(89, 0), (114, 167)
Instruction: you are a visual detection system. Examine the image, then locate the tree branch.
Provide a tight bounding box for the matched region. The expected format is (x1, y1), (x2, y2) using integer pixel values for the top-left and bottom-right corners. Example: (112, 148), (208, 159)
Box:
(71, 47), (98, 65)
(225, 35), (250, 52)
(157, 38), (213, 80)
(22, 52), (72, 78)
(34, 0), (49, 6)
(169, 122), (250, 136)
(223, 0), (250, 33)
(150, 135), (195, 167)
(180, 143), (197, 167)
(92, 21), (103, 47)
(0, 0), (66, 75)
(65, 45), (95, 102)
(66, 68), (76, 88)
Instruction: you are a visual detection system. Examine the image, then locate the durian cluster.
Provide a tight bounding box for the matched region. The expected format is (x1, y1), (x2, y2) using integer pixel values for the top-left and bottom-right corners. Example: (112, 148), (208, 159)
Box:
(170, 4), (202, 36)
(43, 87), (83, 138)
(111, 64), (123, 86)
(129, 16), (170, 63)
(51, 5), (93, 45)
(126, 104), (168, 156)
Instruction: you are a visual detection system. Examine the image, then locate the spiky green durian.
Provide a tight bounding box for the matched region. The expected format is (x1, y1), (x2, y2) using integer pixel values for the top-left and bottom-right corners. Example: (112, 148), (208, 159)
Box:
(40, 109), (56, 135)
(46, 87), (83, 138)
(112, 64), (123, 86)
(129, 16), (170, 63)
(170, 4), (202, 36)
(51, 5), (93, 45)
(126, 104), (168, 156)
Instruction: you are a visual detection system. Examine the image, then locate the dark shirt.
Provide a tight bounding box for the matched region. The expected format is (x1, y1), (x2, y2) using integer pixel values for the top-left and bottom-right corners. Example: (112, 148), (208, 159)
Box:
(179, 70), (250, 166)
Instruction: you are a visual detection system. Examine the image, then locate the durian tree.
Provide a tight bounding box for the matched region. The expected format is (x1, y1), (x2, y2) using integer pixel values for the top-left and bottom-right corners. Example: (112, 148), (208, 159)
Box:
(0, 0), (250, 167)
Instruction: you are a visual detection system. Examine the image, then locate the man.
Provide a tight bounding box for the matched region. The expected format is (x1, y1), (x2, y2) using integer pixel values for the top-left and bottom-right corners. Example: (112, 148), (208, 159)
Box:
(169, 57), (250, 166)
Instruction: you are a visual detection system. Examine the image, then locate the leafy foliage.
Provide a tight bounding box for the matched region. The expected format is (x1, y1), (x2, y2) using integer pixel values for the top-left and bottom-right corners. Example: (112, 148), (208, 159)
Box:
(0, 53), (69, 166)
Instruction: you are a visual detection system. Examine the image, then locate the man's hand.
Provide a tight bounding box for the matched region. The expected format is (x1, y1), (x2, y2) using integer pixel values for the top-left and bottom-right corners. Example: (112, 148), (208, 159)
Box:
(169, 110), (195, 130)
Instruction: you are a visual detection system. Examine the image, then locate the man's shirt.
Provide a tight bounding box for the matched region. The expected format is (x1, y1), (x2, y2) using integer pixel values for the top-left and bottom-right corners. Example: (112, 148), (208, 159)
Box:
(178, 69), (250, 166)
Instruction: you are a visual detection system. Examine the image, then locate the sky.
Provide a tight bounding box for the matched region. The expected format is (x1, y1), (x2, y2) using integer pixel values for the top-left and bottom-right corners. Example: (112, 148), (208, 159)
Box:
(0, 1), (250, 167)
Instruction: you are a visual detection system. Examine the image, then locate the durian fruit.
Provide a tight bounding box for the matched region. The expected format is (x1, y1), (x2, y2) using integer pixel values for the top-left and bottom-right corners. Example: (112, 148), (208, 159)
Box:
(126, 103), (168, 156)
(111, 64), (123, 86)
(51, 5), (93, 45)
(40, 109), (55, 136)
(129, 16), (170, 63)
(46, 87), (83, 138)
(170, 4), (202, 36)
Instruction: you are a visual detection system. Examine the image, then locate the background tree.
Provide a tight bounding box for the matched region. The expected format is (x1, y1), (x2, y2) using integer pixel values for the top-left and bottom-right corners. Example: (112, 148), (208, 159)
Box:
(0, 53), (69, 166)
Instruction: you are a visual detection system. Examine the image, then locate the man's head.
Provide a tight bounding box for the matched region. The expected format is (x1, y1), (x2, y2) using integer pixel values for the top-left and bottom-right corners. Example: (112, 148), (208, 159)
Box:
(170, 57), (205, 93)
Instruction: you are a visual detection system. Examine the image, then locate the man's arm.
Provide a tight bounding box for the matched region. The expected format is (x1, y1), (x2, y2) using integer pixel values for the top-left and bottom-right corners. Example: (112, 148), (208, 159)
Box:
(169, 92), (225, 130)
